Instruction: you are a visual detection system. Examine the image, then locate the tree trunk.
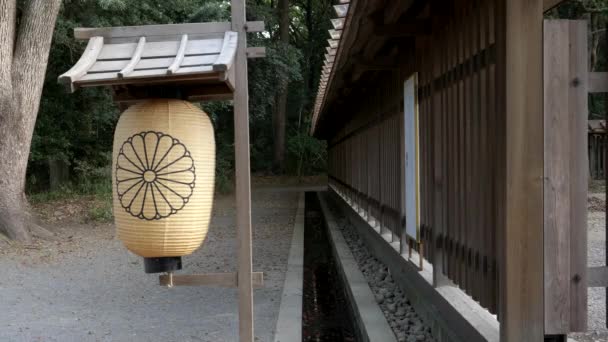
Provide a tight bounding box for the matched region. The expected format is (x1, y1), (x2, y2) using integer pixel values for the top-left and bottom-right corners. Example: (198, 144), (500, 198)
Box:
(0, 0), (61, 242)
(273, 0), (290, 173)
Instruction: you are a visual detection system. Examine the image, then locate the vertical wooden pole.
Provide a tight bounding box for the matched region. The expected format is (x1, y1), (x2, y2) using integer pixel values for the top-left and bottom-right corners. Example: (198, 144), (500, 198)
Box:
(498, 0), (545, 340)
(231, 1), (254, 341)
(568, 20), (588, 332)
(543, 19), (589, 334)
(543, 19), (571, 334)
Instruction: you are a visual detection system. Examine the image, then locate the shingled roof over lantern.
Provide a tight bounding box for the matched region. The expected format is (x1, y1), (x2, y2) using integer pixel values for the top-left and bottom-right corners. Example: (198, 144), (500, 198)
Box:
(58, 22), (265, 102)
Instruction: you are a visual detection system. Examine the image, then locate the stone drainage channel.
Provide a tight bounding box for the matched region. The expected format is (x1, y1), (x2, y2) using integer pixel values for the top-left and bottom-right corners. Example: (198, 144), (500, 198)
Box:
(302, 192), (434, 342)
(303, 192), (357, 341)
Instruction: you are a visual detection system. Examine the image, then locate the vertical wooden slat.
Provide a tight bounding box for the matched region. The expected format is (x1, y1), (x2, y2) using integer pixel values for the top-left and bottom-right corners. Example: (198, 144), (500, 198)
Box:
(457, 3), (466, 288)
(488, 0), (498, 314)
(447, 15), (455, 282)
(427, 42), (434, 262)
(463, 2), (473, 297)
(432, 22), (442, 285)
(433, 21), (448, 286)
(469, 0), (480, 302)
(378, 122), (383, 229)
(568, 19), (588, 332)
(543, 19), (571, 333)
(368, 127), (372, 219)
(231, 0), (254, 340)
(443, 20), (451, 283)
(444, 18), (452, 280)
(401, 84), (407, 254)
(478, 0), (490, 309)
(499, 0), (545, 340)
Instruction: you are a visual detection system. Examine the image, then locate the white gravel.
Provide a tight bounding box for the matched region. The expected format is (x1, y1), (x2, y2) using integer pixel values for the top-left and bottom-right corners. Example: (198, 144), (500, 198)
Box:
(570, 193), (608, 342)
(0, 189), (299, 342)
(329, 206), (434, 342)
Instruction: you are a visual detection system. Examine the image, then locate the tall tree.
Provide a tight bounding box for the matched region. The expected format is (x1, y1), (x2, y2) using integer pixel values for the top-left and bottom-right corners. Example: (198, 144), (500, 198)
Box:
(273, 0), (290, 173)
(0, 0), (62, 242)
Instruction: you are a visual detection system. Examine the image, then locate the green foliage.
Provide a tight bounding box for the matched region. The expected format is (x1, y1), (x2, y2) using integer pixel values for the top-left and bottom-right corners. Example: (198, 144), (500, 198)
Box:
(87, 188), (113, 222)
(287, 127), (327, 176)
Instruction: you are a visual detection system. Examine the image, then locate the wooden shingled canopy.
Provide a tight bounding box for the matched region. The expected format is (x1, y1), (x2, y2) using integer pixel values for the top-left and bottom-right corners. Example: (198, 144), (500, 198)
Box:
(59, 21), (264, 104)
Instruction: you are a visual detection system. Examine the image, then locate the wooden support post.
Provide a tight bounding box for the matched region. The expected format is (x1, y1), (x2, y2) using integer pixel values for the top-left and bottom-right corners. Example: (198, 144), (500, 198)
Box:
(159, 272), (264, 288)
(231, 0), (254, 341)
(498, 0), (545, 340)
(541, 19), (588, 333)
(543, 20), (572, 333)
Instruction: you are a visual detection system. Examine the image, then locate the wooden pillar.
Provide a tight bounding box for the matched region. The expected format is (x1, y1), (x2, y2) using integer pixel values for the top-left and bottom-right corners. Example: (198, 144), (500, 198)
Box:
(497, 0), (545, 341)
(231, 0), (254, 341)
(543, 19), (588, 334)
(566, 20), (588, 332)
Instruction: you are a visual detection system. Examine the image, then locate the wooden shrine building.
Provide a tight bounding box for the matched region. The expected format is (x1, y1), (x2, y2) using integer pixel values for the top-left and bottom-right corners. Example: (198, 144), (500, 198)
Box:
(312, 0), (601, 341)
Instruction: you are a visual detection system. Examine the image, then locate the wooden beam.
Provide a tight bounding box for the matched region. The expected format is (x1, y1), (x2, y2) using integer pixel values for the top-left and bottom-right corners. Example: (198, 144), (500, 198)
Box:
(186, 84), (234, 102)
(75, 71), (222, 88)
(567, 20), (589, 333)
(430, 0), (454, 17)
(159, 272), (264, 288)
(111, 84), (233, 103)
(589, 72), (608, 93)
(544, 0), (566, 12)
(232, 0), (255, 341)
(244, 21), (265, 33)
(246, 47), (266, 58)
(118, 36), (146, 78)
(57, 36), (104, 91)
(374, 20), (432, 37)
(543, 19), (572, 334)
(499, 0), (545, 340)
(74, 21), (265, 40)
(167, 34), (188, 75)
(331, 18), (345, 30)
(543, 19), (588, 334)
(213, 31), (238, 71)
(334, 4), (349, 18)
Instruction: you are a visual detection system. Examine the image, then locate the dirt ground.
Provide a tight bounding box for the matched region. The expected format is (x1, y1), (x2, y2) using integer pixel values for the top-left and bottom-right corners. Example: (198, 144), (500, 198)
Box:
(0, 183), (320, 342)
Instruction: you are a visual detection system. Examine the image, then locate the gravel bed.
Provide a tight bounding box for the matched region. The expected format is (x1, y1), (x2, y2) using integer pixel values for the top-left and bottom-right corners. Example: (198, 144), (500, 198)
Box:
(328, 204), (435, 342)
(570, 203), (608, 342)
(0, 189), (299, 342)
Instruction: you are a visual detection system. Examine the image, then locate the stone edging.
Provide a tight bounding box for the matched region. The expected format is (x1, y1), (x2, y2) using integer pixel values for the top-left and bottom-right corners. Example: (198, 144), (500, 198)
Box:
(273, 193), (305, 342)
(318, 193), (398, 342)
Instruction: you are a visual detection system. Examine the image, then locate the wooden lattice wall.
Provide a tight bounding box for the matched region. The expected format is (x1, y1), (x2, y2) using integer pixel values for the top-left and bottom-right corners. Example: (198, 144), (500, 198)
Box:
(328, 0), (501, 316)
(326, 0), (595, 338)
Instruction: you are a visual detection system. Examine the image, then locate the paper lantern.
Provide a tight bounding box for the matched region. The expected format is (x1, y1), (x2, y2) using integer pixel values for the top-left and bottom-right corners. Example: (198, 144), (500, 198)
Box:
(112, 99), (215, 273)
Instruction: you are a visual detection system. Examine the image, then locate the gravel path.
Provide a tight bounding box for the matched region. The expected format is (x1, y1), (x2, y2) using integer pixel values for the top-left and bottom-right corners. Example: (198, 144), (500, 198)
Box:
(570, 193), (608, 342)
(328, 203), (434, 342)
(0, 189), (299, 342)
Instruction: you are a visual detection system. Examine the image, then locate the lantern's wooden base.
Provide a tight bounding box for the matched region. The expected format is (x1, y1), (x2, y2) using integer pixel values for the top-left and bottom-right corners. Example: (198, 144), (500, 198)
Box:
(159, 272), (264, 288)
(144, 257), (182, 274)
